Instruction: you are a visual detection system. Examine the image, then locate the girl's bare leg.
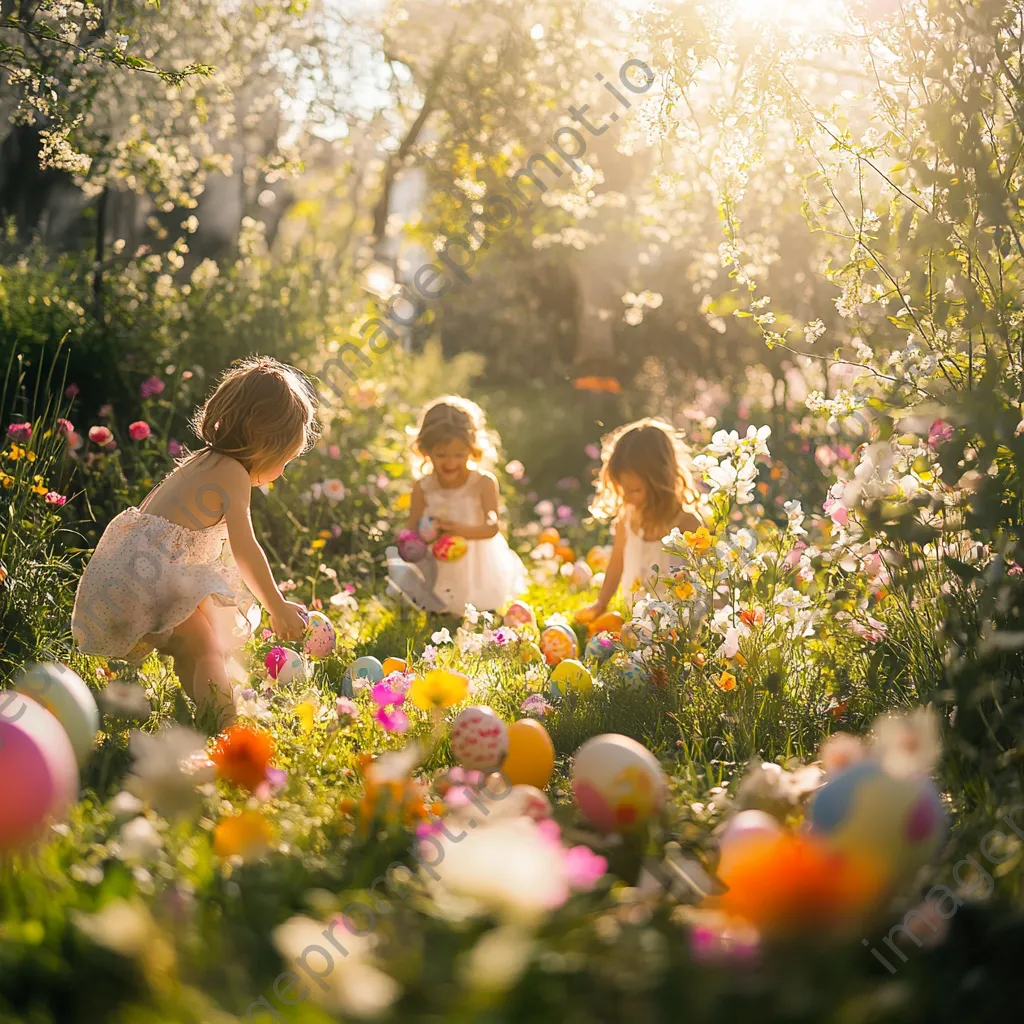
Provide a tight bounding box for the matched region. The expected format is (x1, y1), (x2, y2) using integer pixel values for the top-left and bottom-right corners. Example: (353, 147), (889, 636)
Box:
(162, 606), (236, 727)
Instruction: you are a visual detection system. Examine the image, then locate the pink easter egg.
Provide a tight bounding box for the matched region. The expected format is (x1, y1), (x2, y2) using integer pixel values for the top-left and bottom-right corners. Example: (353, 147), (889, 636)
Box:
(265, 646), (288, 679)
(0, 693), (79, 851)
(303, 611), (336, 659)
(503, 601), (536, 629)
(451, 706), (509, 771)
(397, 528), (428, 563)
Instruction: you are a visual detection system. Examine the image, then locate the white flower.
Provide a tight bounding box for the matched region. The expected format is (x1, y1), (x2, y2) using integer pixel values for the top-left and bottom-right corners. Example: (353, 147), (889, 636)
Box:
(463, 604), (480, 626)
(116, 816), (163, 864)
(109, 790), (145, 822)
(459, 924), (535, 993)
(125, 726), (214, 819)
(431, 627), (452, 645)
(72, 901), (160, 959)
(784, 500), (807, 536)
(273, 915), (399, 1018)
(322, 478), (346, 502)
(722, 626), (741, 659)
(871, 706), (941, 779)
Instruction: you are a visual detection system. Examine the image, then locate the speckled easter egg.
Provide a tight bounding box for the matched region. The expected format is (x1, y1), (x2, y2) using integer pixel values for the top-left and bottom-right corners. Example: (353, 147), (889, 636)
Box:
(0, 693), (79, 851)
(432, 535), (468, 561)
(540, 624), (579, 666)
(584, 632), (617, 664)
(549, 659), (594, 699)
(504, 601), (536, 629)
(620, 654), (648, 688)
(519, 641), (544, 665)
(586, 546), (611, 574)
(571, 560), (594, 587)
(588, 611), (624, 638)
(571, 733), (667, 834)
(717, 809), (785, 876)
(15, 662), (99, 765)
(342, 655), (385, 698)
(451, 706), (509, 771)
(382, 657), (408, 675)
(808, 760), (947, 888)
(265, 647), (307, 685)
(397, 527), (428, 563)
(303, 612), (337, 659)
(418, 515), (439, 543)
(500, 718), (555, 790)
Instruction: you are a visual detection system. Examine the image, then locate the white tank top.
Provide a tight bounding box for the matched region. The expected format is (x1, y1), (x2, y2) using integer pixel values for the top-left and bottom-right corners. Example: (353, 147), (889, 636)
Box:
(621, 517), (679, 606)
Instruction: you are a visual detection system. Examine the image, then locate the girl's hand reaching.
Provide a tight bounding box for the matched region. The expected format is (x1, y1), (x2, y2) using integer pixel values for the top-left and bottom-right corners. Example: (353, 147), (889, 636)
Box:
(271, 601), (307, 641)
(575, 603), (603, 625)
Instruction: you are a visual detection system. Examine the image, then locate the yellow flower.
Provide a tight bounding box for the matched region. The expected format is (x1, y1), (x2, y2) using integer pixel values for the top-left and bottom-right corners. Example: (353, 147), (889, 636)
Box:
(717, 671), (737, 691)
(674, 581), (695, 600)
(318, 530), (332, 539)
(683, 527), (713, 552)
(0, 472), (13, 488)
(30, 475), (47, 495)
(410, 670), (469, 711)
(6, 444), (24, 461)
(310, 538), (326, 550)
(396, 492), (411, 511)
(732, 652), (747, 667)
(294, 701), (316, 733)
(213, 810), (274, 859)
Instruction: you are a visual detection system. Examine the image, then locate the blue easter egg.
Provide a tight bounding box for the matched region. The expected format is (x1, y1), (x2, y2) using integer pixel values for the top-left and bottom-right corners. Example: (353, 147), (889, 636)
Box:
(584, 631), (616, 664)
(343, 656), (384, 698)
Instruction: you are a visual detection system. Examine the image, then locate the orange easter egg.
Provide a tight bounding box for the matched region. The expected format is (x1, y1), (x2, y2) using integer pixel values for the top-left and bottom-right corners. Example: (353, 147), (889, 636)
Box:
(588, 612), (624, 637)
(382, 657), (408, 675)
(538, 527), (561, 547)
(500, 718), (555, 791)
(554, 545), (575, 563)
(540, 625), (578, 666)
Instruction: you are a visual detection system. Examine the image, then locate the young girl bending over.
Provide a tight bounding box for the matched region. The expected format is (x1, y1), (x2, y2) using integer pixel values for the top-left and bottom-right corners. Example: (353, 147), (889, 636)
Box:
(387, 396), (526, 616)
(578, 418), (703, 622)
(72, 357), (318, 723)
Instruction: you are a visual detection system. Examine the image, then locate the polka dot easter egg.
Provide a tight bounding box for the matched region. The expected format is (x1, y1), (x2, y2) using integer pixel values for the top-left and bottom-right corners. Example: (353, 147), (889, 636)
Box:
(15, 662), (99, 765)
(451, 706), (509, 771)
(265, 647), (307, 685)
(572, 733), (667, 834)
(303, 611), (337, 659)
(397, 527), (428, 563)
(432, 535), (468, 561)
(540, 624), (578, 666)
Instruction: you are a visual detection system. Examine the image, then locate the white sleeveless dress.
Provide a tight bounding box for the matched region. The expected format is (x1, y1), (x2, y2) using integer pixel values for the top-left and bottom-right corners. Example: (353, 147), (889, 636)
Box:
(388, 471), (527, 616)
(620, 517), (681, 608)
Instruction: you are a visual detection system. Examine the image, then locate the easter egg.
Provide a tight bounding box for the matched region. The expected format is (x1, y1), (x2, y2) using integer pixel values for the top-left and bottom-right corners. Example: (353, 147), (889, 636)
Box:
(584, 632), (617, 664)
(808, 761), (947, 888)
(382, 657), (408, 675)
(586, 545), (611, 574)
(451, 706), (509, 771)
(265, 647), (307, 685)
(540, 624), (578, 666)
(343, 655), (385, 698)
(549, 659), (594, 699)
(620, 654), (648, 688)
(432, 535), (468, 561)
(396, 528), (428, 563)
(554, 544), (575, 563)
(538, 527), (561, 547)
(571, 733), (667, 834)
(15, 663), (99, 765)
(519, 641), (544, 665)
(418, 515), (439, 543)
(0, 693), (79, 851)
(588, 611), (624, 638)
(500, 718), (555, 790)
(571, 560), (593, 587)
(488, 784), (552, 822)
(303, 611), (336, 659)
(504, 601), (536, 629)
(717, 809), (785, 876)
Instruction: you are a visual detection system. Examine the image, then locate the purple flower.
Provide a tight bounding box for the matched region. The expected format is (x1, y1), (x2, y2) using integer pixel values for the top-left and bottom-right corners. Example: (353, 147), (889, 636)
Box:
(556, 504), (574, 520)
(6, 423), (31, 442)
(140, 375), (165, 398)
(555, 477), (578, 491)
(382, 670), (415, 693)
(489, 627), (515, 646)
(167, 439), (183, 457)
(520, 694), (553, 716)
(928, 419), (953, 448)
(64, 383), (80, 399)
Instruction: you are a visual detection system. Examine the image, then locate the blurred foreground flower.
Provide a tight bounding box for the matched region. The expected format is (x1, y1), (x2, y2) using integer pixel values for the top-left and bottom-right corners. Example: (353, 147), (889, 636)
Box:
(99, 681), (152, 721)
(125, 726), (213, 818)
(73, 900), (175, 980)
(210, 724), (276, 791)
(214, 810), (275, 859)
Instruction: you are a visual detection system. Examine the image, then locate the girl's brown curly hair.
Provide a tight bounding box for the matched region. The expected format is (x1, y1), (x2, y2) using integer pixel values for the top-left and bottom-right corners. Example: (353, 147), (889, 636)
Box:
(590, 418), (700, 539)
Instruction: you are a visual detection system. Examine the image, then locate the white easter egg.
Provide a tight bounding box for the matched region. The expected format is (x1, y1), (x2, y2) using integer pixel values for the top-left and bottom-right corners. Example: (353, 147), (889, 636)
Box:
(451, 706), (509, 771)
(571, 733), (667, 833)
(15, 663), (99, 765)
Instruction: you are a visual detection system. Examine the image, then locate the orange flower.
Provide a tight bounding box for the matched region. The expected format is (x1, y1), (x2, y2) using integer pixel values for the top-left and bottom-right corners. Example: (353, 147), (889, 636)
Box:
(740, 607), (765, 628)
(674, 580), (695, 600)
(572, 376), (622, 394)
(717, 671), (737, 691)
(209, 725), (275, 791)
(214, 810), (275, 858)
(683, 527), (713, 552)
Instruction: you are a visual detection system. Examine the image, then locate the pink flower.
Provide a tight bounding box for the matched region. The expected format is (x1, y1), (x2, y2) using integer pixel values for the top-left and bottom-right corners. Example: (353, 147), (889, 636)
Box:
(6, 423), (31, 441)
(140, 375), (165, 398)
(261, 629), (273, 640)
(128, 421), (151, 441)
(328, 444), (341, 458)
(56, 418), (74, 435)
(98, 404), (113, 418)
(928, 419), (953, 448)
(556, 504), (574, 520)
(167, 439), (183, 457)
(490, 627), (515, 646)
(520, 694), (553, 716)
(66, 431), (83, 452)
(88, 426), (112, 445)
(585, 443), (601, 460)
(64, 383), (80, 399)
(565, 845), (607, 891)
(336, 697), (358, 722)
(181, 370), (193, 380)
(372, 681), (409, 733)
(505, 459), (525, 480)
(44, 491), (67, 507)
(822, 482), (848, 526)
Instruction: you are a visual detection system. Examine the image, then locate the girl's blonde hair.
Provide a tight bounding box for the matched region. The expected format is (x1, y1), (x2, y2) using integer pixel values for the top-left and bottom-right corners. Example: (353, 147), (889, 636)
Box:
(410, 395), (498, 476)
(590, 418), (700, 538)
(183, 356), (320, 476)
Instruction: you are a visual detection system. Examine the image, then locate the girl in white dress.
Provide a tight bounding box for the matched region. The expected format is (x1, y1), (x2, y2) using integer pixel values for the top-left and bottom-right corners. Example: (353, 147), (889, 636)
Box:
(577, 418), (703, 622)
(72, 357), (318, 723)
(387, 396), (527, 616)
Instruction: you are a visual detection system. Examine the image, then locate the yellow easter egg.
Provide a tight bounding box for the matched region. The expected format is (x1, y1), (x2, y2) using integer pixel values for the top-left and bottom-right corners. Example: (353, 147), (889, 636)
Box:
(549, 658), (593, 698)
(500, 718), (556, 791)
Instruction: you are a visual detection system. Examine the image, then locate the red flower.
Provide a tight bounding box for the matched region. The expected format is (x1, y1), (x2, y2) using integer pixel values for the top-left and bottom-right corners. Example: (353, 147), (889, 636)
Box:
(740, 608), (765, 628)
(44, 491), (67, 506)
(209, 725), (275, 791)
(128, 420), (151, 441)
(88, 426), (112, 445)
